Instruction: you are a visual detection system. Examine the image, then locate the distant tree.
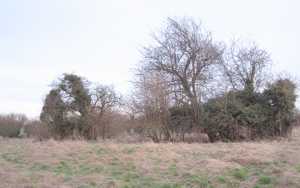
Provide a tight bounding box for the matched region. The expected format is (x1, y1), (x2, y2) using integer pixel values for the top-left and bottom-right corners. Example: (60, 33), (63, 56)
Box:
(40, 89), (68, 139)
(90, 85), (121, 139)
(58, 74), (91, 118)
(123, 96), (141, 121)
(133, 68), (171, 142)
(263, 78), (297, 136)
(40, 74), (92, 139)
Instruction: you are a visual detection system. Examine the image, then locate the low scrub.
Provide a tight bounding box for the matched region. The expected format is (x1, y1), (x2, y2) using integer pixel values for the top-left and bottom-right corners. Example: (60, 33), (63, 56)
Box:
(0, 114), (26, 137)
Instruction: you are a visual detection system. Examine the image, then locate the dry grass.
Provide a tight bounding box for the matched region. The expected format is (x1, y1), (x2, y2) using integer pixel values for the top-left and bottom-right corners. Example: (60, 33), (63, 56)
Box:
(1, 128), (300, 188)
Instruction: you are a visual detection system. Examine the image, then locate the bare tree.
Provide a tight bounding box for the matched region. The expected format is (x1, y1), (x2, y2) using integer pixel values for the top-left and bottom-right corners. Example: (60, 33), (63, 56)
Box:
(132, 66), (172, 142)
(90, 85), (121, 139)
(221, 42), (271, 93)
(123, 95), (142, 121)
(142, 17), (223, 126)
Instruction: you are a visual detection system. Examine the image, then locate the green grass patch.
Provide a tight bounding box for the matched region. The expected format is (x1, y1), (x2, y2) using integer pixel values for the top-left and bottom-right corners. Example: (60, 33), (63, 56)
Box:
(231, 168), (248, 181)
(53, 160), (104, 178)
(122, 147), (136, 154)
(158, 183), (182, 188)
(231, 168), (249, 181)
(295, 164), (300, 173)
(168, 164), (178, 176)
(77, 181), (98, 188)
(30, 162), (50, 171)
(217, 175), (226, 183)
(183, 173), (212, 188)
(258, 175), (272, 185)
(77, 163), (104, 175)
(122, 171), (140, 182)
(1, 152), (24, 164)
(121, 181), (182, 188)
(95, 147), (108, 156)
(54, 161), (73, 177)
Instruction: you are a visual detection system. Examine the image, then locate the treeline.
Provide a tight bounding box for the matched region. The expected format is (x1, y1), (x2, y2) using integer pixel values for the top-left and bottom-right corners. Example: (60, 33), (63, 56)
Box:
(0, 17), (298, 142)
(125, 17), (298, 142)
(0, 114), (50, 139)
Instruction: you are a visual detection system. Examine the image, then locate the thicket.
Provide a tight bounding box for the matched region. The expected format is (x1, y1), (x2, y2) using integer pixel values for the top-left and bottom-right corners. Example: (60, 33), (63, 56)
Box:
(0, 114), (50, 139)
(0, 114), (27, 137)
(203, 79), (297, 142)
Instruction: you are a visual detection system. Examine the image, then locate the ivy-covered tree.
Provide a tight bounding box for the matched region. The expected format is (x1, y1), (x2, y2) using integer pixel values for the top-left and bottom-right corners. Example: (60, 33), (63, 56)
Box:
(40, 89), (68, 139)
(40, 74), (92, 139)
(202, 78), (297, 142)
(40, 73), (121, 140)
(264, 79), (297, 136)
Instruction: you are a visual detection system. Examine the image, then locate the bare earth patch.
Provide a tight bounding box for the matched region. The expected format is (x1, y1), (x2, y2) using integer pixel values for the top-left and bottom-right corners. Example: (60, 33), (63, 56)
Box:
(1, 128), (300, 188)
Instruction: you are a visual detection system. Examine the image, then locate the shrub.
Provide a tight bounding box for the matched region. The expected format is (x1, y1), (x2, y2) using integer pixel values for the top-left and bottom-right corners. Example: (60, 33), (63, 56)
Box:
(263, 79), (297, 137)
(231, 168), (248, 181)
(258, 175), (272, 185)
(25, 120), (52, 140)
(0, 114), (27, 137)
(202, 78), (297, 142)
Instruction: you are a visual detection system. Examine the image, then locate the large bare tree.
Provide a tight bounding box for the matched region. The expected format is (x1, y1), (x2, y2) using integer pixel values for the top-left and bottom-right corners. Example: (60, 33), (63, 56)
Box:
(142, 17), (223, 126)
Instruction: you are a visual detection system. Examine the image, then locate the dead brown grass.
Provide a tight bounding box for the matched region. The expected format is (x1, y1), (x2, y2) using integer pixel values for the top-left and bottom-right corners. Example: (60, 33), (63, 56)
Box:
(0, 128), (300, 187)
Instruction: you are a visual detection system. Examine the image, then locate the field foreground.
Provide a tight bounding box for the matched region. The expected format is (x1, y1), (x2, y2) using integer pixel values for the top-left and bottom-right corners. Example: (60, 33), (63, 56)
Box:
(1, 129), (300, 188)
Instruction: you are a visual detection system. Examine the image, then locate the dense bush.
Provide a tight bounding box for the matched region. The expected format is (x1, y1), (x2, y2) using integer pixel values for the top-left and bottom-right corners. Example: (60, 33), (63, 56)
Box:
(202, 79), (297, 142)
(263, 79), (297, 136)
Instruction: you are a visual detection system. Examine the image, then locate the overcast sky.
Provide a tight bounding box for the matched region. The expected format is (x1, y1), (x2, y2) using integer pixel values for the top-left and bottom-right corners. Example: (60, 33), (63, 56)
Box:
(0, 0), (299, 118)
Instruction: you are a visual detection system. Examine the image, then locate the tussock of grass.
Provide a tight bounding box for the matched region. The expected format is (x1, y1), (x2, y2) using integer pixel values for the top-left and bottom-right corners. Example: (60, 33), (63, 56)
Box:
(183, 174), (211, 188)
(122, 147), (137, 154)
(258, 175), (272, 185)
(295, 164), (300, 173)
(217, 175), (226, 183)
(1, 152), (24, 164)
(30, 162), (50, 171)
(231, 168), (248, 181)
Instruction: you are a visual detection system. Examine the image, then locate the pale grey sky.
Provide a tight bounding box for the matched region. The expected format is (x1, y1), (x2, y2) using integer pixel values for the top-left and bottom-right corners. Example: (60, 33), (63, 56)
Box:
(0, 0), (299, 118)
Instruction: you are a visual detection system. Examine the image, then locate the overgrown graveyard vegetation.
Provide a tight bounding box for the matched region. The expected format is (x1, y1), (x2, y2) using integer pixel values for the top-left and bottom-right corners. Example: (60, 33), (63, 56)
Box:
(0, 17), (299, 187)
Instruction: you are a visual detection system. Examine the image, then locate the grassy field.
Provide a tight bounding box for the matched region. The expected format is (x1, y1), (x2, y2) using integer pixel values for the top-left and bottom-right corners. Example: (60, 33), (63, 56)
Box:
(1, 129), (300, 188)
